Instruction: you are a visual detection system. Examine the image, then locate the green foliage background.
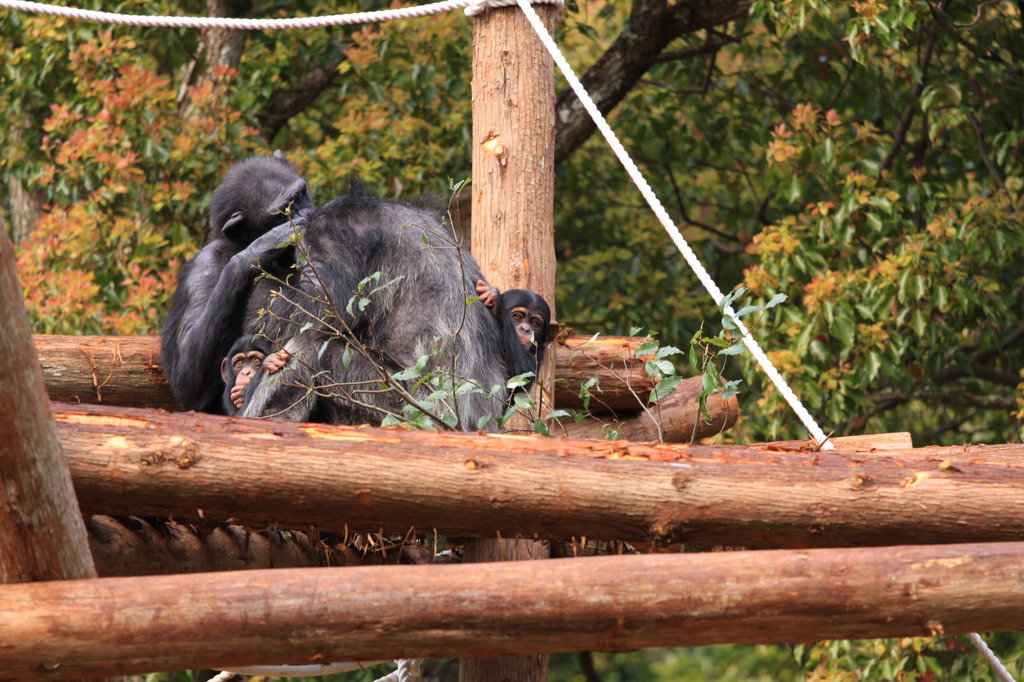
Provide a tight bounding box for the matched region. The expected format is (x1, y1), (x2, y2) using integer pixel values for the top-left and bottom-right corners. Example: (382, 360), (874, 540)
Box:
(2, 0), (1023, 678)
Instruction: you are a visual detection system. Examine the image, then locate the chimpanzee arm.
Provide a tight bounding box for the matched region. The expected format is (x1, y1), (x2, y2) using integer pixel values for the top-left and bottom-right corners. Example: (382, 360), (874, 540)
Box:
(161, 222), (298, 413)
(474, 280), (538, 383)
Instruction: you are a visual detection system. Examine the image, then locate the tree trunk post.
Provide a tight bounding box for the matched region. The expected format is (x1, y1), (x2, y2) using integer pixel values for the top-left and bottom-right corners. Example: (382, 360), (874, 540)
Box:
(0, 219), (97, 584)
(467, 2), (558, 680)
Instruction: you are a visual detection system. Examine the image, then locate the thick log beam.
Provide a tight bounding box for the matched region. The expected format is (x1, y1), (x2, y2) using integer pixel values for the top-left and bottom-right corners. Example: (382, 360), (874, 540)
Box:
(55, 402), (1024, 548)
(1, 542), (1023, 681)
(34, 333), (659, 410)
(561, 375), (738, 442)
(86, 516), (433, 577)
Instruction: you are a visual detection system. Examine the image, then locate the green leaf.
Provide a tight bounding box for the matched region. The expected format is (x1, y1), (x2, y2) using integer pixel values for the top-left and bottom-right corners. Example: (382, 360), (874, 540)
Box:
(764, 293), (788, 309)
(832, 317), (855, 347)
(718, 342), (746, 356)
(645, 359), (675, 377)
(513, 391), (535, 410)
(649, 375), (683, 403)
(688, 343), (701, 370)
(545, 409), (573, 420)
(911, 308), (928, 337)
(785, 174), (801, 202)
(533, 419), (553, 437)
(866, 351), (882, 383)
(507, 372), (536, 389)
(720, 379), (743, 400)
(633, 340), (659, 356)
(391, 365), (422, 382)
(720, 287), (747, 310)
(654, 345), (682, 358)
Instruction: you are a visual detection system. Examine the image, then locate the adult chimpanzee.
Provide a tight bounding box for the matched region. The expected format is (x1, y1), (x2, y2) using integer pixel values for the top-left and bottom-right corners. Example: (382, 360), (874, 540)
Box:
(161, 152), (313, 414)
(238, 185), (511, 430)
(220, 337), (291, 415)
(475, 280), (557, 389)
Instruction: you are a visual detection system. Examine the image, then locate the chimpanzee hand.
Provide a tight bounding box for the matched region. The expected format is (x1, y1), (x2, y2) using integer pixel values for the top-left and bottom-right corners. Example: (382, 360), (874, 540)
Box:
(237, 218), (305, 277)
(475, 280), (500, 314)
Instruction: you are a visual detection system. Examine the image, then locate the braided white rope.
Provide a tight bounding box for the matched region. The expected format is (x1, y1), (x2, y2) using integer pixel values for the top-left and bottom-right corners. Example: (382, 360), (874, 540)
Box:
(969, 633), (1018, 682)
(0, 0), (562, 27)
(515, 0), (834, 449)
(373, 658), (422, 682)
(0, 0), (473, 28)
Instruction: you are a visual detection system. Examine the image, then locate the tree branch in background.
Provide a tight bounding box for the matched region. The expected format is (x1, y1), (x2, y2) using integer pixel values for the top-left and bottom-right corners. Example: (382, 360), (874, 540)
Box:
(256, 60), (344, 142)
(177, 0), (255, 117)
(553, 0), (752, 165)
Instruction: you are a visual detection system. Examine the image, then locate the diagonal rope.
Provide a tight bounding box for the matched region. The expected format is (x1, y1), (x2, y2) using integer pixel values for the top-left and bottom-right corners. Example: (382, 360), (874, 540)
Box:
(969, 633), (1018, 682)
(513, 0), (835, 450)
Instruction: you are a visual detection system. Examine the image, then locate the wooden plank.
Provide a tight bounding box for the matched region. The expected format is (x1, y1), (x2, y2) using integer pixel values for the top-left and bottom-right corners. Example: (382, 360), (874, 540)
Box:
(33, 333), (662, 410)
(0, 229), (96, 583)
(2, 542), (1023, 680)
(54, 402), (1024, 548)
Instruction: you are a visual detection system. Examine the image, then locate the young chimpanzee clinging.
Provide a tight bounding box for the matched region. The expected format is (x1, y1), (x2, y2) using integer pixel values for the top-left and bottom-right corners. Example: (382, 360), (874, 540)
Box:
(475, 280), (558, 389)
(220, 337), (291, 415)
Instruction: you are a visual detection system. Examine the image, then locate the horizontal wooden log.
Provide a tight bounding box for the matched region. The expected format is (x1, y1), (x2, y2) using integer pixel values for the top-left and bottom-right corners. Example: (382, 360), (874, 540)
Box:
(34, 333), (661, 411)
(86, 516), (434, 576)
(2, 542), (1023, 680)
(551, 334), (658, 409)
(34, 334), (178, 410)
(560, 375), (738, 443)
(56, 402), (1024, 548)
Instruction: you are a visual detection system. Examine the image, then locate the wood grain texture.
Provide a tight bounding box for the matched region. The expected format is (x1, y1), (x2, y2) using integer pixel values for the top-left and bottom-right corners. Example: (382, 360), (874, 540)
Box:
(0, 230), (96, 584)
(53, 402), (1024, 548)
(34, 333), (666, 410)
(2, 542), (1023, 680)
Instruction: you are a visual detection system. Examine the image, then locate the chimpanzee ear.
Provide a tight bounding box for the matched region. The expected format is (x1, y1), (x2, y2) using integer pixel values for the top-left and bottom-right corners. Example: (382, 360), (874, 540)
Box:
(221, 211), (245, 237)
(546, 321), (560, 345)
(220, 357), (230, 383)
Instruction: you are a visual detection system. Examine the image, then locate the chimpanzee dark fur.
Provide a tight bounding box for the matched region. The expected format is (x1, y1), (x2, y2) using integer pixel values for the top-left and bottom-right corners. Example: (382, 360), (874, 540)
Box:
(161, 153), (313, 414)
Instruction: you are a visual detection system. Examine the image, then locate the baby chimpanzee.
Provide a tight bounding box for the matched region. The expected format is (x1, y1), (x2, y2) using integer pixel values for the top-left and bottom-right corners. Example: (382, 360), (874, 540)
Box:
(475, 280), (558, 389)
(220, 337), (291, 415)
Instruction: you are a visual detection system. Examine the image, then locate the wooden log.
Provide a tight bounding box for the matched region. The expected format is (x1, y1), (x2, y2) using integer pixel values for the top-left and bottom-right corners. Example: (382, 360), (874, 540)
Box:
(0, 230), (97, 584)
(54, 402), (1024, 548)
(33, 334), (660, 410)
(87, 516), (432, 576)
(2, 541), (1024, 680)
(469, 0), (560, 668)
(34, 334), (176, 409)
(560, 375), (738, 443)
(553, 334), (658, 409)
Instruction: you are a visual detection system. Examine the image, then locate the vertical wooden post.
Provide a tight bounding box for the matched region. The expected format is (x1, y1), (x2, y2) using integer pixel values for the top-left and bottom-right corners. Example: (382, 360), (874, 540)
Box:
(0, 220), (97, 585)
(466, 3), (558, 681)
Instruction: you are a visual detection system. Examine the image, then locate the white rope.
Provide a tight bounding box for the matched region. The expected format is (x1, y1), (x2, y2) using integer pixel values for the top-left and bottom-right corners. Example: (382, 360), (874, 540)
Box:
(0, 0), (562, 28)
(969, 633), (1018, 682)
(372, 658), (423, 682)
(0, 0), (473, 28)
(514, 0), (834, 450)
